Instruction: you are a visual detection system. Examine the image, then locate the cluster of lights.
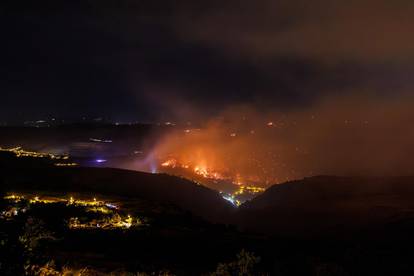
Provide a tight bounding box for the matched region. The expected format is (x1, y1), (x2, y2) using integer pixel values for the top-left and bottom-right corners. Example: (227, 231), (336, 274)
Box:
(0, 147), (69, 160)
(4, 194), (24, 202)
(220, 185), (266, 207)
(86, 206), (113, 214)
(54, 163), (78, 167)
(4, 194), (112, 208)
(233, 185), (265, 196)
(68, 196), (103, 206)
(29, 196), (65, 204)
(0, 146), (77, 167)
(1, 194), (28, 219)
(1, 194), (143, 230)
(68, 214), (140, 230)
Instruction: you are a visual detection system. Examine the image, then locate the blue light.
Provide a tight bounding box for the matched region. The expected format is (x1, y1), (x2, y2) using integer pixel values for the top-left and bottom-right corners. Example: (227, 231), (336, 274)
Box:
(222, 195), (237, 206)
(95, 159), (107, 163)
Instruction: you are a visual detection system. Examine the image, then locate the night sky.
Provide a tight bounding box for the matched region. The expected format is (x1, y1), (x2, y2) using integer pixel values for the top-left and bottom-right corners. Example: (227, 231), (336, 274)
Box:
(1, 0), (414, 122)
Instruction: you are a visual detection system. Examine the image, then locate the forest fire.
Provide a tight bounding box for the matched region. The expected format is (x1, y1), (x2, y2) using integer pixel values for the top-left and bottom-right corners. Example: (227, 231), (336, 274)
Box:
(159, 157), (265, 204)
(151, 113), (291, 195)
(160, 158), (230, 182)
(152, 117), (280, 202)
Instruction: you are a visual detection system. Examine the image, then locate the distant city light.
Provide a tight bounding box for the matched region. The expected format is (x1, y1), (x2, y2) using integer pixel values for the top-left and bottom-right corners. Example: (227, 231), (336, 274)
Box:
(105, 203), (118, 209)
(90, 138), (113, 143)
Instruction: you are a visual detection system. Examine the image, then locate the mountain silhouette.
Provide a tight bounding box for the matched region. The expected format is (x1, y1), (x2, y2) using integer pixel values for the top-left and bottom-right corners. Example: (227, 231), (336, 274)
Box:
(237, 175), (414, 238)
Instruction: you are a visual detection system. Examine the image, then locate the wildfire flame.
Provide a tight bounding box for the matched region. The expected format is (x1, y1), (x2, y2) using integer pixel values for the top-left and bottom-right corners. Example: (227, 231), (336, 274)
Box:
(159, 157), (266, 204)
(161, 158), (240, 184)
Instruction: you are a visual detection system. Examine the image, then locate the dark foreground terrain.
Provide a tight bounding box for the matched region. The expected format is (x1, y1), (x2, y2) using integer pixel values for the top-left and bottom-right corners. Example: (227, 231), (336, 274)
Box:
(2, 153), (414, 275)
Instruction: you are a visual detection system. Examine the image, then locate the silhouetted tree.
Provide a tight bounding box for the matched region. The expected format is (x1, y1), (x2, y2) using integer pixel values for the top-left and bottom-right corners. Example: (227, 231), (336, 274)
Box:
(211, 249), (263, 276)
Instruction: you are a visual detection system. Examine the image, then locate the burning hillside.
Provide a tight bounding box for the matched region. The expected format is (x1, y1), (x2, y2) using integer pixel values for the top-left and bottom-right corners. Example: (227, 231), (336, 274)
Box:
(158, 157), (265, 205)
(147, 95), (414, 202)
(160, 158), (230, 183)
(153, 114), (286, 191)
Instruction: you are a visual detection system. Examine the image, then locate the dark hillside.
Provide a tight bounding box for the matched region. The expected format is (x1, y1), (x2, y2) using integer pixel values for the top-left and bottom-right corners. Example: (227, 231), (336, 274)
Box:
(0, 154), (234, 223)
(237, 176), (414, 237)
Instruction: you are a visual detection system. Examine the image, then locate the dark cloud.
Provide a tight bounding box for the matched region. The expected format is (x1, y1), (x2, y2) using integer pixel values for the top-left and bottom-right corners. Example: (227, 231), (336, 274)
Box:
(174, 0), (414, 62)
(0, 0), (413, 122)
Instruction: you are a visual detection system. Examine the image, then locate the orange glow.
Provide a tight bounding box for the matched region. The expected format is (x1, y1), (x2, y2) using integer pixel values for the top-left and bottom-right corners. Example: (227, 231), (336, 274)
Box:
(160, 158), (229, 182)
(152, 111), (294, 190)
(194, 165), (208, 177)
(161, 158), (178, 168)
